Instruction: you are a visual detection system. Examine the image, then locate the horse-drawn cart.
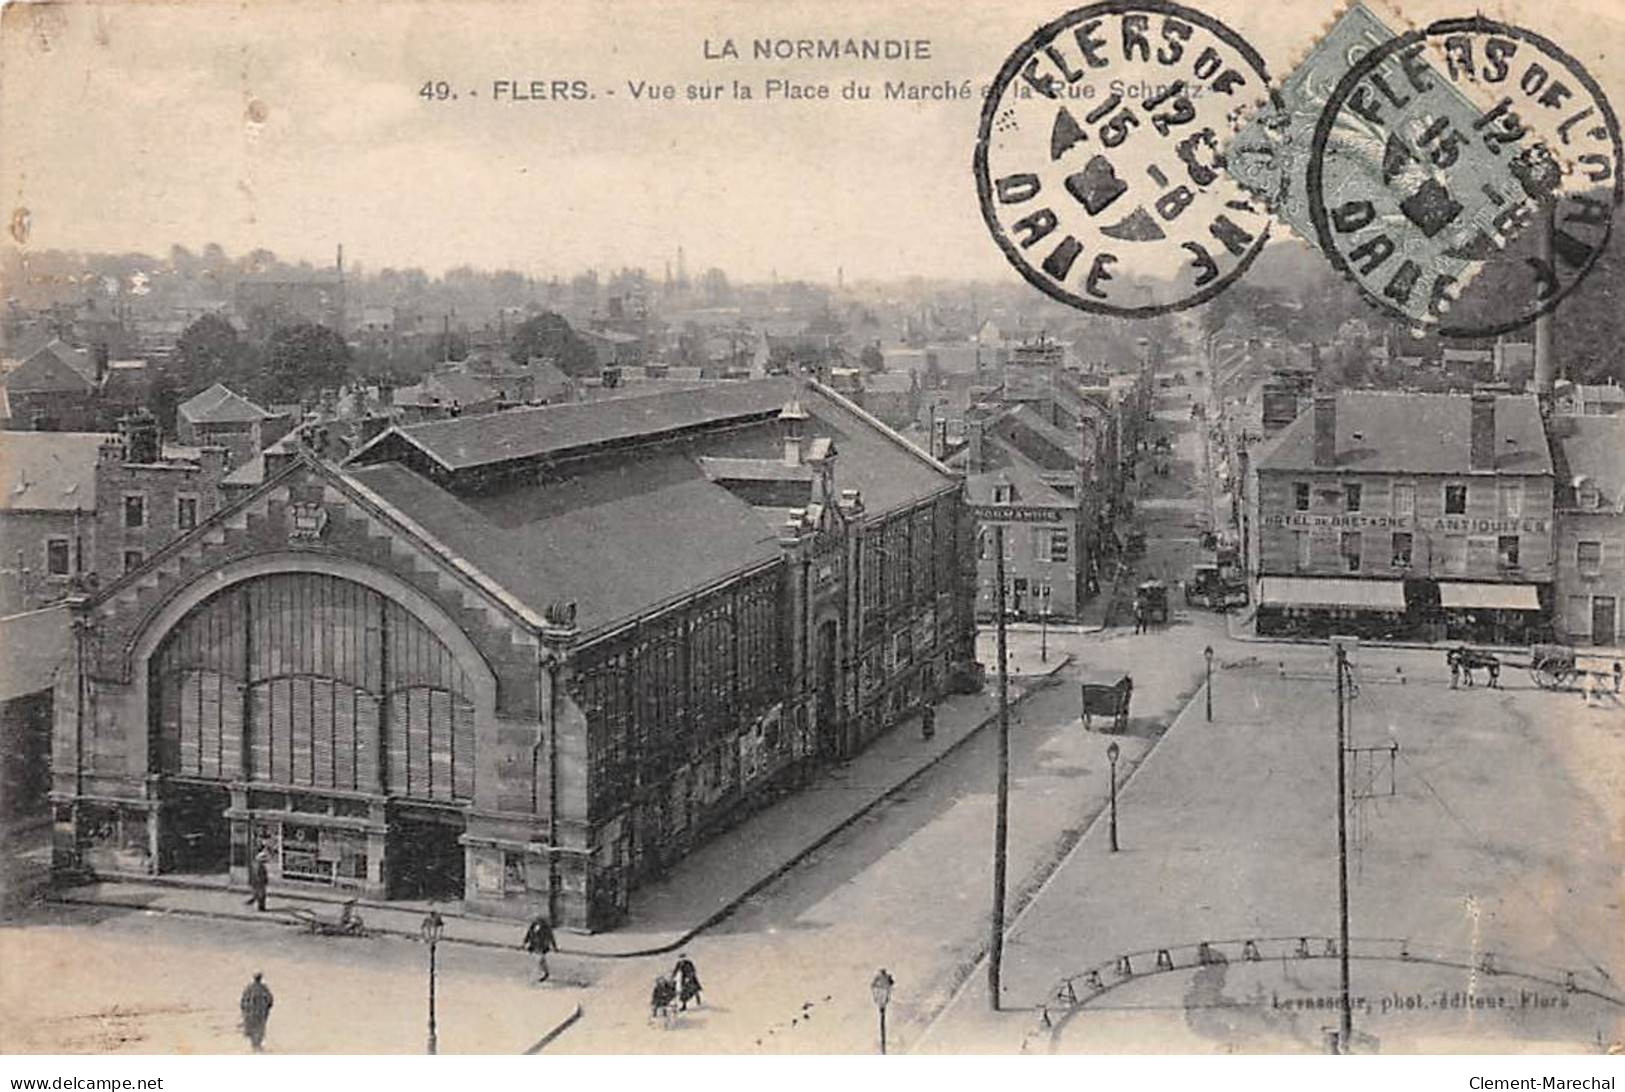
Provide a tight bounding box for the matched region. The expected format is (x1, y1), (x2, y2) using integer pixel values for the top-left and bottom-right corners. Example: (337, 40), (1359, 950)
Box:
(1080, 671), (1133, 733)
(1523, 643), (1580, 689)
(1447, 643), (1582, 690)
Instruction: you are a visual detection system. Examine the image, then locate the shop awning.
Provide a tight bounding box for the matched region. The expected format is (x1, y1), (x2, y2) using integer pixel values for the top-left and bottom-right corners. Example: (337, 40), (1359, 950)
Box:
(1438, 583), (1541, 611)
(1257, 577), (1406, 611)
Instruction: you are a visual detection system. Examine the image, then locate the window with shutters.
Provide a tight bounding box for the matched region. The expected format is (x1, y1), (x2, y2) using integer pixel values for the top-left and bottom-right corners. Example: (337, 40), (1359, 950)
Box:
(1340, 531), (1361, 572)
(1498, 481), (1522, 518)
(1392, 482), (1416, 518)
(1391, 532), (1413, 568)
(46, 537), (71, 576)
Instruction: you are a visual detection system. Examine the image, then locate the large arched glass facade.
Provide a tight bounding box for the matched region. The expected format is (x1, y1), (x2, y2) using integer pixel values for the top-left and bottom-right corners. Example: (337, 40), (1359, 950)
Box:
(150, 572), (476, 802)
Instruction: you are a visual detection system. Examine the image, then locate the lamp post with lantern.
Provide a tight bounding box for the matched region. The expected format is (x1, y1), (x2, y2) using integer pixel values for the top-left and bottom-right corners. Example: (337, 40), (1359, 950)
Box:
(1040, 577), (1052, 663)
(1106, 740), (1120, 853)
(1205, 645), (1214, 722)
(870, 968), (895, 1054)
(421, 909), (445, 1055)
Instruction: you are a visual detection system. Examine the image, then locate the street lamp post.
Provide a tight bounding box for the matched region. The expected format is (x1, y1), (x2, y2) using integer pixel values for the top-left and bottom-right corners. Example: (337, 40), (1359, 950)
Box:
(870, 968), (894, 1055)
(1040, 580), (1051, 663)
(421, 909), (444, 1055)
(1204, 645), (1214, 722)
(1106, 740), (1120, 853)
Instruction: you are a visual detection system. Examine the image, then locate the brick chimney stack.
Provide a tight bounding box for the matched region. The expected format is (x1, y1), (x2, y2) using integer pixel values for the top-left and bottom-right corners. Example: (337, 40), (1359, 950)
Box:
(779, 399), (808, 468)
(119, 411), (161, 465)
(1312, 393), (1337, 468)
(1469, 392), (1497, 471)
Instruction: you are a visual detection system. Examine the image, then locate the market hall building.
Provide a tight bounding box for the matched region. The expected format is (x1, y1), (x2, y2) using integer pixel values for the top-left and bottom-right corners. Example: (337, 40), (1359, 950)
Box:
(1248, 391), (1555, 641)
(49, 378), (977, 932)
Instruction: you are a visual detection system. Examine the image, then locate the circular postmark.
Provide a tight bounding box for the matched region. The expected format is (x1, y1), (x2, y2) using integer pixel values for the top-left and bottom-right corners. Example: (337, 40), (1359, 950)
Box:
(1305, 16), (1623, 338)
(974, 0), (1273, 317)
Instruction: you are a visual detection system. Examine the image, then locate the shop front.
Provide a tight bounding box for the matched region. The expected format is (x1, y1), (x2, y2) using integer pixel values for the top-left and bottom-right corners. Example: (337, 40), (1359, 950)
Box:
(1436, 582), (1548, 645)
(1254, 576), (1408, 639)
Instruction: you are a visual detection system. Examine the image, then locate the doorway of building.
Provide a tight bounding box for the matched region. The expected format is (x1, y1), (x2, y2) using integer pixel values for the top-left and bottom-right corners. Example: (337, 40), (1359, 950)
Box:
(1593, 597), (1617, 646)
(160, 782), (231, 875)
(815, 619), (839, 758)
(389, 813), (466, 900)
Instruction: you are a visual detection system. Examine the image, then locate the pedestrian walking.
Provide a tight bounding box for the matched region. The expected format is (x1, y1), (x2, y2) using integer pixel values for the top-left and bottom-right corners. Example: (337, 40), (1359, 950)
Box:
(523, 915), (557, 983)
(239, 972), (273, 1052)
(672, 953), (703, 1011)
(1448, 649), (1460, 690)
(1486, 660), (1501, 689)
(1613, 661), (1622, 694)
(245, 847), (270, 911)
(920, 705), (935, 742)
(650, 975), (677, 1027)
(1133, 602), (1145, 635)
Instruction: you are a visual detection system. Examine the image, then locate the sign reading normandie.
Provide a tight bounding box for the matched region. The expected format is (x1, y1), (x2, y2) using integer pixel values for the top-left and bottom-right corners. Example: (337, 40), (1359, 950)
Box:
(971, 506), (1063, 524)
(1262, 514), (1549, 534)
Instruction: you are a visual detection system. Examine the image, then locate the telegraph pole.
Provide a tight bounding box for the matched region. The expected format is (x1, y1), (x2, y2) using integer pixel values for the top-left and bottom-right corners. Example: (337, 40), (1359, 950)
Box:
(1334, 641), (1353, 1052)
(988, 524), (1011, 1010)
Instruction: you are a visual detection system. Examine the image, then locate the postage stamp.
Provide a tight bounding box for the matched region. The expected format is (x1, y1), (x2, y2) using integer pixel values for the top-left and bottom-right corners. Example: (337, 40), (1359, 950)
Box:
(1302, 15), (1622, 336)
(973, 0), (1273, 317)
(1225, 2), (1402, 246)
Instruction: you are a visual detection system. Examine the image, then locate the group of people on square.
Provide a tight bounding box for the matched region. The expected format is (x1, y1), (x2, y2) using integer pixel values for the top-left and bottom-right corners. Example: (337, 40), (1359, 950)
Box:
(650, 953), (704, 1027)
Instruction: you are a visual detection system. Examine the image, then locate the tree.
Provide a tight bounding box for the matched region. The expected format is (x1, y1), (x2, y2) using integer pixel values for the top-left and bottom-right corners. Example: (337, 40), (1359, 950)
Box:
(147, 371), (181, 439)
(263, 323), (352, 402)
(172, 313), (245, 396)
(509, 312), (597, 376)
(860, 343), (885, 373)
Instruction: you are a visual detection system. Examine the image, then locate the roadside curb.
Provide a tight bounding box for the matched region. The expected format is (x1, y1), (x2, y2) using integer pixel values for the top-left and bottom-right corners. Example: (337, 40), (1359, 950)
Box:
(522, 1003), (583, 1054)
(46, 892), (526, 953)
(48, 656), (1074, 962)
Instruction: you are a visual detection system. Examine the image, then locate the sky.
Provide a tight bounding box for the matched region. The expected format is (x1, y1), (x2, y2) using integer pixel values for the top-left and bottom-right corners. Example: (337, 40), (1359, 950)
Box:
(1, 0), (1621, 283)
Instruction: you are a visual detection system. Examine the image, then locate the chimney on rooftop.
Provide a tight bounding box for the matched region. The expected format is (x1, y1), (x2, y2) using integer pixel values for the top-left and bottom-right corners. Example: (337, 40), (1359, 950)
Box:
(1312, 393), (1337, 468)
(966, 412), (986, 474)
(120, 411), (161, 465)
(779, 399), (808, 468)
(1470, 392), (1497, 471)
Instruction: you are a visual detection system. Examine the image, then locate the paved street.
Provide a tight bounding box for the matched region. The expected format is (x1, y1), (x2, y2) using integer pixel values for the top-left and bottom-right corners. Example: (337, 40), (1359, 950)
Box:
(920, 642), (1625, 1054)
(0, 905), (583, 1054)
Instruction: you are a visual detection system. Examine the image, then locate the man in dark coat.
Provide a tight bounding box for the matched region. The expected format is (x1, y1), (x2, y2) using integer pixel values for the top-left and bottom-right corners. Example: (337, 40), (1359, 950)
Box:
(245, 848), (270, 912)
(523, 916), (557, 983)
(672, 953), (702, 1011)
(240, 972), (273, 1052)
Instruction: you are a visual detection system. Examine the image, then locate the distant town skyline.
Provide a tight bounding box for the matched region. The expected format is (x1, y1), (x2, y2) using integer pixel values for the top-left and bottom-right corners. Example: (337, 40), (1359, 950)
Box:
(3, 0), (1621, 284)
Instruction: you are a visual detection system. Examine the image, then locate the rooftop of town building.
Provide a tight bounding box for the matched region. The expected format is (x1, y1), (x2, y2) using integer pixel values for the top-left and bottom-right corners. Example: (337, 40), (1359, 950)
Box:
(343, 378), (956, 638)
(1254, 391), (1552, 476)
